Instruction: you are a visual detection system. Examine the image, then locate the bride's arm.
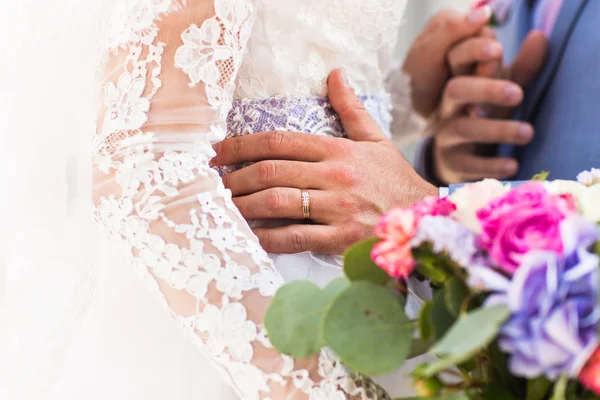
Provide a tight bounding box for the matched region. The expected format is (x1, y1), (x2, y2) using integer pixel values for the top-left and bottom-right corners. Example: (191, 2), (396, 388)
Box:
(93, 1), (383, 399)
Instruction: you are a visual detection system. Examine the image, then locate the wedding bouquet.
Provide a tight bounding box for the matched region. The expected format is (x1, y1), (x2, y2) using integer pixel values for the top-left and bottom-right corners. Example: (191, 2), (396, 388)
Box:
(265, 169), (600, 399)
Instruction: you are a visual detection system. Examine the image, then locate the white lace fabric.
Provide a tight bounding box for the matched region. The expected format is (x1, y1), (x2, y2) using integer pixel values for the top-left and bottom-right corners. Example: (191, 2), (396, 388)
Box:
(93, 1), (400, 399)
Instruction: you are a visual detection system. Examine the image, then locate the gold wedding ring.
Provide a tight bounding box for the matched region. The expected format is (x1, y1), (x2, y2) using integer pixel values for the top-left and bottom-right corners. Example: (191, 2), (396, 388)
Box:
(301, 189), (311, 220)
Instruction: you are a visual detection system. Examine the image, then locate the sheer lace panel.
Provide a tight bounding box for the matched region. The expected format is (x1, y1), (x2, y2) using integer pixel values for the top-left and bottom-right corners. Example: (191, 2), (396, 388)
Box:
(93, 1), (388, 399)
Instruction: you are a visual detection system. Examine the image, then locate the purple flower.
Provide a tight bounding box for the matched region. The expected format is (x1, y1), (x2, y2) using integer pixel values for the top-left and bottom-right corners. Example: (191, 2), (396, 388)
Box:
(486, 216), (600, 379)
(412, 215), (489, 269)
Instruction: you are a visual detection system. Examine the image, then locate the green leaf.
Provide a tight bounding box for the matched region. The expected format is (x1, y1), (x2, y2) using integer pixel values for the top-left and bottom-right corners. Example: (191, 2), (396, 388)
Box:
(343, 238), (391, 285)
(551, 375), (568, 400)
(526, 376), (552, 400)
(394, 394), (468, 400)
(408, 337), (433, 359)
(488, 341), (523, 395)
(422, 305), (510, 377)
(324, 277), (350, 300)
(419, 301), (433, 341)
(532, 171), (550, 181)
(413, 246), (449, 284)
(431, 289), (455, 341)
(323, 281), (412, 376)
(482, 382), (518, 400)
(444, 278), (469, 317)
(264, 281), (330, 359)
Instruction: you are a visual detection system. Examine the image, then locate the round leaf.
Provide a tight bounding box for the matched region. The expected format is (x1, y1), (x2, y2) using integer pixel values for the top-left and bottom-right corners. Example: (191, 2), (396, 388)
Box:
(265, 281), (330, 359)
(323, 281), (412, 375)
(419, 301), (433, 341)
(431, 289), (455, 341)
(444, 278), (469, 317)
(343, 238), (391, 284)
(423, 305), (510, 377)
(324, 277), (350, 300)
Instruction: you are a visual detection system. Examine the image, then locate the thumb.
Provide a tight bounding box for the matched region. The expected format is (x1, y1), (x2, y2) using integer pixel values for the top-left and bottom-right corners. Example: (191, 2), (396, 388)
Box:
(327, 69), (387, 142)
(510, 30), (549, 88)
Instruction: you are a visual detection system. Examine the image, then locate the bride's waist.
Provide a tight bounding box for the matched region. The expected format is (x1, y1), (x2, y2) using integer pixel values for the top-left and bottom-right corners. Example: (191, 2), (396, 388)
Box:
(214, 94), (391, 176)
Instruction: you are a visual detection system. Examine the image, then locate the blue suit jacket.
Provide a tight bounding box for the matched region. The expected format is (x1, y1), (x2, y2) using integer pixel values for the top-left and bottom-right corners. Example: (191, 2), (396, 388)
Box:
(418, 0), (599, 182)
(498, 0), (599, 180)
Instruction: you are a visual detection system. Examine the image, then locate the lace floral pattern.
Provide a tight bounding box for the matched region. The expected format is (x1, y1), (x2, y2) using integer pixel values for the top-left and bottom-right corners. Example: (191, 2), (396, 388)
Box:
(216, 95), (392, 176)
(93, 0), (391, 399)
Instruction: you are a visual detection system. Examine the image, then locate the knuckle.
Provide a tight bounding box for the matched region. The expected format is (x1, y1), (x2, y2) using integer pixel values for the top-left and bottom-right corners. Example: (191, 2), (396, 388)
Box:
(289, 230), (308, 253)
(336, 196), (360, 216)
(444, 78), (462, 100)
(265, 188), (282, 209)
(453, 118), (474, 140)
(257, 161), (277, 185)
(267, 130), (286, 152)
(327, 164), (360, 185)
(328, 138), (353, 157)
(258, 230), (272, 251)
(337, 101), (367, 123)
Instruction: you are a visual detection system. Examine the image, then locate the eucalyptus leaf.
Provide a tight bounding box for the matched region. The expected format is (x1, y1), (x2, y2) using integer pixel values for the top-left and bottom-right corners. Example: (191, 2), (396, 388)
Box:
(413, 246), (449, 284)
(444, 278), (469, 317)
(408, 338), (433, 359)
(489, 341), (522, 395)
(482, 382), (518, 400)
(324, 277), (350, 300)
(526, 376), (552, 400)
(343, 238), (391, 284)
(532, 171), (550, 181)
(264, 281), (330, 359)
(323, 281), (412, 376)
(551, 375), (568, 400)
(419, 301), (433, 341)
(422, 305), (510, 377)
(431, 289), (455, 341)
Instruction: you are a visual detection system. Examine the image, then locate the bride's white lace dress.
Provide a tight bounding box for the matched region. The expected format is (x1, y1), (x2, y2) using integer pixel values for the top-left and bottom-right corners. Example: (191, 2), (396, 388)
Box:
(0, 0), (427, 399)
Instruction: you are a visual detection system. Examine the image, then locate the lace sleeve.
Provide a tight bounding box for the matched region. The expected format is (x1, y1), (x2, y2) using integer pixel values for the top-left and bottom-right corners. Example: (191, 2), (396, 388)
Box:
(93, 1), (387, 399)
(385, 66), (426, 145)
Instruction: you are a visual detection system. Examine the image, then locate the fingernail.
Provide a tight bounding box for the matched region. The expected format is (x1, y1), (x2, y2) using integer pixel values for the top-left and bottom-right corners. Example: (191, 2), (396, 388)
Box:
(504, 84), (522, 102)
(484, 42), (503, 58)
(518, 124), (533, 142)
(212, 143), (220, 153)
(504, 160), (518, 174)
(468, 5), (492, 25)
(340, 68), (350, 88)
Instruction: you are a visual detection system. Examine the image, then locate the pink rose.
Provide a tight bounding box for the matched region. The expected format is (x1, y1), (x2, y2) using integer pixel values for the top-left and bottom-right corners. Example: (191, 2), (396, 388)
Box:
(372, 239), (415, 279)
(371, 198), (456, 278)
(411, 196), (456, 218)
(477, 182), (573, 274)
(372, 208), (419, 278)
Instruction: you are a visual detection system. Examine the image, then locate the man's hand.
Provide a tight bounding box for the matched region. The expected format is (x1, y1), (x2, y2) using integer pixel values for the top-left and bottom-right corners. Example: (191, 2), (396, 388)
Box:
(404, 6), (497, 117)
(432, 31), (549, 183)
(212, 69), (437, 255)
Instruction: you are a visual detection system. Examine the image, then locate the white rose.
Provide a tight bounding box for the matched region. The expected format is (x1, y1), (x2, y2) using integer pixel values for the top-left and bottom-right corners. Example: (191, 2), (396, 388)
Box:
(544, 180), (600, 222)
(449, 179), (511, 233)
(579, 185), (600, 222)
